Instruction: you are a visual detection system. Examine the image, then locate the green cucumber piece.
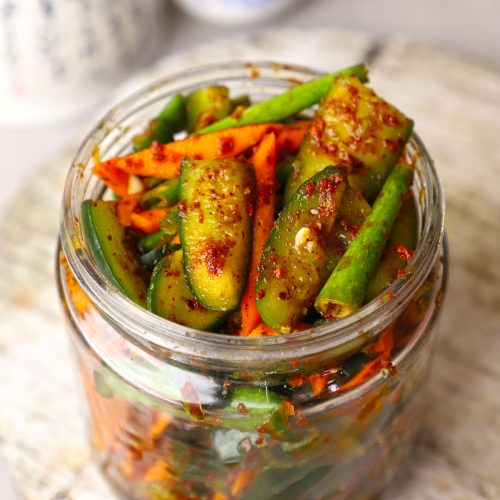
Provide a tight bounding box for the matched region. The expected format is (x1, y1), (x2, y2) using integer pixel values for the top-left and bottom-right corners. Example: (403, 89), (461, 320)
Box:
(226, 387), (299, 441)
(179, 158), (255, 311)
(285, 75), (413, 203)
(147, 251), (227, 331)
(334, 186), (372, 246)
(256, 167), (347, 333)
(81, 200), (147, 305)
(185, 85), (231, 133)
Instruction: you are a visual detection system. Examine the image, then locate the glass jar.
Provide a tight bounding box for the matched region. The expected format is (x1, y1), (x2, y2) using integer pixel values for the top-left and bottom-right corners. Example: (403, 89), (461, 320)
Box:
(57, 62), (447, 500)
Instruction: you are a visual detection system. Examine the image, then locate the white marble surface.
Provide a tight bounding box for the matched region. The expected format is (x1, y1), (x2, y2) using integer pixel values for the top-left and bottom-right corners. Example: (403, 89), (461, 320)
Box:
(0, 2), (499, 499)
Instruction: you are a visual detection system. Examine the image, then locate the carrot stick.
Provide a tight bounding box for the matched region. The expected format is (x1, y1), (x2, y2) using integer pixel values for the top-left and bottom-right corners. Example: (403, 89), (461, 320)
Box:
(130, 207), (171, 233)
(116, 193), (141, 227)
(239, 132), (277, 336)
(231, 469), (256, 497)
(93, 162), (130, 197)
(340, 325), (394, 392)
(275, 120), (308, 154)
(93, 122), (308, 182)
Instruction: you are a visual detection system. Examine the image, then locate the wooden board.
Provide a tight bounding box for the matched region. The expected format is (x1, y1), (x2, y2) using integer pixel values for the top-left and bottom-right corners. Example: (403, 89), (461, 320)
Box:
(0, 30), (499, 499)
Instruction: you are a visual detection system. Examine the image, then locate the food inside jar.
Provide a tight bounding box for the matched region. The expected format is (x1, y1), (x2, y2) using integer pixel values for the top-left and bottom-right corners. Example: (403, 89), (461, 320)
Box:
(61, 63), (444, 499)
(85, 63), (416, 335)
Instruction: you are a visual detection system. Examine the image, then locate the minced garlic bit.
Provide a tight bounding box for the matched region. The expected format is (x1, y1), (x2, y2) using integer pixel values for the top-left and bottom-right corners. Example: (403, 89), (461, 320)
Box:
(128, 175), (144, 195)
(294, 226), (316, 253)
(294, 227), (311, 249)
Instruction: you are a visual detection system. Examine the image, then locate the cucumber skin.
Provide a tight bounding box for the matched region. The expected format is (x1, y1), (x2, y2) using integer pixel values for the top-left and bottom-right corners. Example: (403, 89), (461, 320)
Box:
(256, 167), (347, 333)
(147, 251), (226, 331)
(285, 75), (413, 203)
(179, 159), (255, 312)
(364, 196), (418, 302)
(81, 200), (147, 306)
(185, 86), (231, 133)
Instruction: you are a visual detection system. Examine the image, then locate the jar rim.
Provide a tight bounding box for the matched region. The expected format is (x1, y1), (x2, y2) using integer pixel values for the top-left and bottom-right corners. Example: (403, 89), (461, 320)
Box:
(60, 61), (445, 365)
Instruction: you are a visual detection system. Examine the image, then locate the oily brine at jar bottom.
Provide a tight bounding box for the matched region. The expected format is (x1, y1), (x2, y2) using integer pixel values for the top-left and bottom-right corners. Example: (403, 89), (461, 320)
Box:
(59, 251), (445, 500)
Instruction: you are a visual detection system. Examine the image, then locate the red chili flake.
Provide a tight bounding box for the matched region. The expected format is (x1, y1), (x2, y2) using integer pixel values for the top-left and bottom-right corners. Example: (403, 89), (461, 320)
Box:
(395, 268), (407, 279)
(254, 436), (264, 446)
(290, 359), (300, 369)
(278, 291), (288, 300)
(202, 239), (234, 276)
(219, 136), (235, 155)
(237, 403), (249, 414)
(185, 299), (197, 311)
(304, 183), (315, 196)
(178, 200), (187, 216)
(257, 289), (266, 300)
(290, 376), (306, 387)
(383, 114), (401, 127)
(150, 141), (165, 162)
(246, 199), (254, 218)
(296, 413), (307, 427)
(384, 138), (402, 153)
(125, 157), (144, 169)
(395, 244), (414, 262)
(164, 268), (180, 278)
(107, 235), (112, 241)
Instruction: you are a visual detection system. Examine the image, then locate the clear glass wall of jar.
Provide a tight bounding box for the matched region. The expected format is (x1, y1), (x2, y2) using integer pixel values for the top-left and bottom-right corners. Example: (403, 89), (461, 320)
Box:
(57, 62), (447, 500)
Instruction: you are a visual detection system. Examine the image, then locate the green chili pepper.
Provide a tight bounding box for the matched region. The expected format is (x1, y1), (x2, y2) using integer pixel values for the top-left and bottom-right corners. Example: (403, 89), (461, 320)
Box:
(315, 162), (414, 318)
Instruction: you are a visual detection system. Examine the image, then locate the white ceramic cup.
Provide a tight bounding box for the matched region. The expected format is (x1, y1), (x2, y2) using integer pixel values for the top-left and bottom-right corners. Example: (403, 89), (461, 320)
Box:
(173, 0), (299, 26)
(0, 0), (166, 126)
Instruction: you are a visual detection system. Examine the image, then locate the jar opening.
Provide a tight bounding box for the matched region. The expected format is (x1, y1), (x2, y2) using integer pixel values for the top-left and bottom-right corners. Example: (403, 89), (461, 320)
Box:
(60, 62), (445, 364)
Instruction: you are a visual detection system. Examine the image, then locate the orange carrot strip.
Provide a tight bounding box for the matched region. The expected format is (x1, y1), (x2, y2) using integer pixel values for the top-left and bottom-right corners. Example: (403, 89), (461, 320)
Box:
(142, 459), (174, 483)
(93, 162), (130, 197)
(116, 193), (141, 227)
(213, 493), (228, 500)
(130, 207), (170, 233)
(65, 268), (92, 316)
(309, 373), (329, 396)
(366, 324), (395, 360)
(275, 120), (308, 154)
(239, 132), (277, 336)
(340, 325), (395, 392)
(231, 469), (256, 497)
(93, 122), (308, 181)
